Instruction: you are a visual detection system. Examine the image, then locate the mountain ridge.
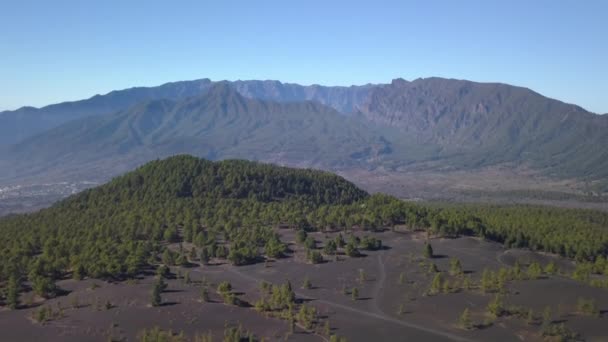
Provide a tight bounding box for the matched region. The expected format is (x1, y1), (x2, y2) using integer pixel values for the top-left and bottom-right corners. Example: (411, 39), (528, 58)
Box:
(1, 76), (607, 196)
(0, 78), (375, 146)
(1, 83), (394, 183)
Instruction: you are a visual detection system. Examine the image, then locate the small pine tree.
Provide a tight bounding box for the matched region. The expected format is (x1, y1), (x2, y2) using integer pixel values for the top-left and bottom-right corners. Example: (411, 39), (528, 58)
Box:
(302, 277), (312, 289)
(463, 275), (473, 291)
(487, 295), (504, 317)
(351, 287), (359, 301)
(7, 275), (19, 310)
(542, 306), (552, 327)
(424, 242), (434, 258)
(200, 287), (210, 303)
(151, 283), (162, 307)
(459, 308), (472, 330)
(526, 309), (535, 325)
(449, 258), (463, 276)
(442, 279), (451, 294)
(430, 274), (442, 295)
(324, 320), (331, 336)
(358, 269), (366, 283)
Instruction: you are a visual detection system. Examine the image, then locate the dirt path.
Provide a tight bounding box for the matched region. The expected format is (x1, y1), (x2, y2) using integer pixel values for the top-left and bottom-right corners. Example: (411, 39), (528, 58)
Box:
(211, 264), (475, 342)
(370, 254), (386, 315)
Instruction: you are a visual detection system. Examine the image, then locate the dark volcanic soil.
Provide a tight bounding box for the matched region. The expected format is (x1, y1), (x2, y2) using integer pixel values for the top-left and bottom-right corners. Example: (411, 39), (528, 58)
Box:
(1, 231), (607, 342)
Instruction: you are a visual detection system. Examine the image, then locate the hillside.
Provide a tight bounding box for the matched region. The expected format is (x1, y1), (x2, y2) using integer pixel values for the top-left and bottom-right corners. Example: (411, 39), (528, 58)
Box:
(1, 83), (394, 183)
(0, 155), (369, 281)
(0, 79), (373, 146)
(2, 156), (608, 340)
(2, 155), (608, 281)
(359, 78), (608, 178)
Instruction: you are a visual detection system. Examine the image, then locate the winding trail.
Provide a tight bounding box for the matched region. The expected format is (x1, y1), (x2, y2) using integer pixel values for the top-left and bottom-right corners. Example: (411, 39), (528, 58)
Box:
(210, 262), (474, 342)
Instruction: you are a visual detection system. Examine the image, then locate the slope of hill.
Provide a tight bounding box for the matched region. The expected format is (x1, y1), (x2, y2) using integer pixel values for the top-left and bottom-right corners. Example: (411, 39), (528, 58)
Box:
(0, 155), (369, 282)
(1, 154), (607, 286)
(0, 79), (374, 146)
(1, 83), (394, 183)
(359, 78), (608, 178)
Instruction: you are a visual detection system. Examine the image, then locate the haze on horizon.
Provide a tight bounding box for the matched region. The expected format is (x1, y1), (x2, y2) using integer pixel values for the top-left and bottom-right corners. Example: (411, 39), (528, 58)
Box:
(1, 0), (607, 114)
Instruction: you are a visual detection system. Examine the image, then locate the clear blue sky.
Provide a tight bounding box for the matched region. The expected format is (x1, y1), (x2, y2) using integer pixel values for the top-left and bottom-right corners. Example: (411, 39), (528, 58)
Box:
(1, 0), (607, 113)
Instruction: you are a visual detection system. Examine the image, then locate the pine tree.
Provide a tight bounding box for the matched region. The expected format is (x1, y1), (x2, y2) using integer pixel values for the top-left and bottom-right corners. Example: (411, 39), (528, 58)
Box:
(201, 286), (209, 303)
(7, 275), (19, 310)
(151, 283), (162, 307)
(526, 309), (535, 325)
(351, 287), (359, 301)
(430, 273), (442, 295)
(302, 277), (312, 289)
(449, 258), (463, 276)
(324, 321), (331, 336)
(459, 308), (472, 330)
(424, 242), (434, 258)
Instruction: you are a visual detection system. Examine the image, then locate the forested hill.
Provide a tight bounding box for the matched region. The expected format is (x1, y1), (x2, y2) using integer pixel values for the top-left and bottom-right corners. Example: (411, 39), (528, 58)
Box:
(67, 155), (369, 207)
(1, 155), (608, 301)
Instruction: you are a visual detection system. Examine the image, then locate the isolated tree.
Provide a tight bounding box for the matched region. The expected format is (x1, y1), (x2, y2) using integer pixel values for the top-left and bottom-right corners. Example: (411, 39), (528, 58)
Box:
(526, 309), (535, 325)
(151, 283), (162, 307)
(424, 242), (434, 258)
(398, 303), (405, 315)
(358, 269), (366, 283)
(324, 321), (331, 336)
(449, 258), (463, 276)
(217, 281), (232, 294)
(351, 287), (359, 300)
(302, 276), (312, 289)
(459, 308), (472, 330)
(200, 287), (210, 303)
(430, 273), (443, 295)
(542, 306), (553, 328)
(463, 275), (473, 291)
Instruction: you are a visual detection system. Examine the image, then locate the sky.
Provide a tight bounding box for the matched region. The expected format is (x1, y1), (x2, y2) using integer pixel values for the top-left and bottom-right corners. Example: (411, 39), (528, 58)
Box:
(1, 0), (607, 113)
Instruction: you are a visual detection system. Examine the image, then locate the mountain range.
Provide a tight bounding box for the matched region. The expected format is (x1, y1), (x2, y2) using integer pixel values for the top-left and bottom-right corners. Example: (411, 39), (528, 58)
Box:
(0, 76), (606, 198)
(0, 79), (373, 146)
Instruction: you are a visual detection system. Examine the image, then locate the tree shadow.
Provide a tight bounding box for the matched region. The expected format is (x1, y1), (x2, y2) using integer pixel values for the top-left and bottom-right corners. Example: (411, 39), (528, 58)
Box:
(431, 254), (448, 259)
(159, 301), (179, 307)
(162, 289), (184, 293)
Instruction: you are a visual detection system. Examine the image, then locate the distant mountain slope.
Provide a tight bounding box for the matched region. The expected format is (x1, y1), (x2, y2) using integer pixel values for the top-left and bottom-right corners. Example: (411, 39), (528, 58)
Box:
(0, 79), (374, 146)
(2, 83), (393, 183)
(1, 76), (607, 189)
(359, 78), (608, 178)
